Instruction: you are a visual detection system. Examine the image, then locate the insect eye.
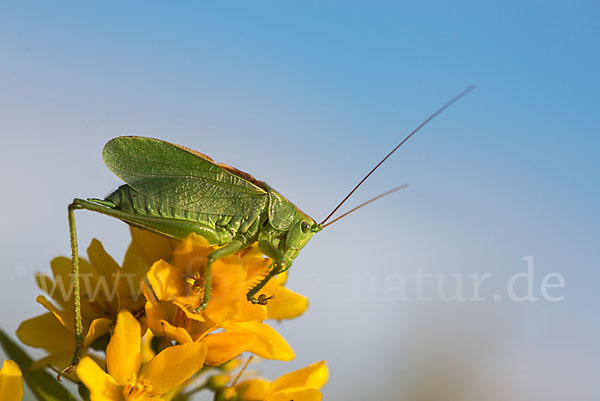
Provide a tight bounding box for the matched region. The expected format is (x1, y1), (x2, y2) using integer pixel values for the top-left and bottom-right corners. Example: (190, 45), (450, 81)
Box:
(301, 221), (311, 233)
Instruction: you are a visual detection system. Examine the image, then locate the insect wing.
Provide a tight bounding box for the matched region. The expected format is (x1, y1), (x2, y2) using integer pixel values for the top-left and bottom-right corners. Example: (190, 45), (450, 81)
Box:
(102, 136), (268, 217)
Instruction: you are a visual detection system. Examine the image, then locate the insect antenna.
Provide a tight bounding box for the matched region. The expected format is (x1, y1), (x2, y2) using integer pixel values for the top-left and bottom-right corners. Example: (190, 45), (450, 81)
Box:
(320, 85), (475, 225)
(322, 184), (408, 228)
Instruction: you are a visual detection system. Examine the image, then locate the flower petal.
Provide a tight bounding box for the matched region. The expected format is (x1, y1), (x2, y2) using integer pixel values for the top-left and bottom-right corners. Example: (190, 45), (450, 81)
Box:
(145, 301), (193, 344)
(76, 357), (122, 401)
(30, 353), (73, 372)
(244, 258), (271, 287)
(265, 361), (328, 398)
(83, 318), (112, 349)
(16, 312), (72, 353)
(240, 243), (265, 261)
(235, 378), (270, 401)
(266, 286), (309, 320)
(236, 298), (267, 322)
(172, 234), (212, 266)
(51, 255), (99, 300)
(30, 353), (104, 375)
(116, 270), (146, 314)
(48, 256), (75, 301)
(273, 271), (288, 286)
(121, 246), (150, 296)
(0, 360), (24, 401)
(87, 239), (120, 290)
(122, 226), (175, 298)
(35, 272), (69, 309)
(140, 342), (207, 396)
(170, 234), (248, 324)
(202, 332), (257, 366)
(141, 332), (156, 365)
(224, 322), (294, 361)
(202, 261), (247, 324)
(267, 388), (322, 401)
(36, 295), (73, 329)
(106, 311), (141, 386)
(146, 260), (187, 302)
(129, 227), (176, 264)
(174, 301), (207, 323)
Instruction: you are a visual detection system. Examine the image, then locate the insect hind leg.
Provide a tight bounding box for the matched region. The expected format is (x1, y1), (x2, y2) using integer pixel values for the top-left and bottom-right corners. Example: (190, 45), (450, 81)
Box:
(57, 199), (86, 380)
(58, 198), (120, 380)
(86, 198), (116, 208)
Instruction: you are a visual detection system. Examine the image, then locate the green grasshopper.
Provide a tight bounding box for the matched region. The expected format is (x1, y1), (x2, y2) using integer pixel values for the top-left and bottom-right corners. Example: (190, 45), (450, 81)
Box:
(59, 86), (474, 378)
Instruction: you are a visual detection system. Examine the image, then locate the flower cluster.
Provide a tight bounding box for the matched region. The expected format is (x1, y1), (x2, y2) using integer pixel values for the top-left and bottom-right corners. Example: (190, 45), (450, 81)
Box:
(3, 227), (327, 401)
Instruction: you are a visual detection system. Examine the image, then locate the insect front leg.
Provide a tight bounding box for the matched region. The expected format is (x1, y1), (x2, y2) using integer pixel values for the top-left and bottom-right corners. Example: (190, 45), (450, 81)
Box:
(246, 240), (289, 305)
(198, 240), (245, 311)
(246, 262), (280, 305)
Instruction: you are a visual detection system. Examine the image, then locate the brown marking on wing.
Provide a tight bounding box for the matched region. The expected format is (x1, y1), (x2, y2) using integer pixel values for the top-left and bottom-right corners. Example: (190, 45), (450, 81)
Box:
(172, 142), (267, 190)
(172, 143), (217, 163)
(217, 163), (267, 190)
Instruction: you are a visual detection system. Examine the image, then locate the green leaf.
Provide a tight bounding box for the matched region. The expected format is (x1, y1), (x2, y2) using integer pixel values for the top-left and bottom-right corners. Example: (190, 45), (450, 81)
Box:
(0, 329), (77, 401)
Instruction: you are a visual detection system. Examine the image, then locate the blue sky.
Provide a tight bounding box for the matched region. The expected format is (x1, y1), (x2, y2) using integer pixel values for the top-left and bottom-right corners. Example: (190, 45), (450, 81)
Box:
(1, 2), (599, 400)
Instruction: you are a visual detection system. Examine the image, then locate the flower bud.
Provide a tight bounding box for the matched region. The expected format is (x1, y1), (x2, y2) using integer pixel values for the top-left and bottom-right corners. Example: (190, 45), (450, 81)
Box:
(214, 386), (238, 401)
(206, 374), (231, 391)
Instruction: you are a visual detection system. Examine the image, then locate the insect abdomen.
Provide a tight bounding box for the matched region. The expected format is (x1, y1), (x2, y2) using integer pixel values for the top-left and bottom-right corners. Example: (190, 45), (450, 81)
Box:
(106, 185), (205, 220)
(105, 185), (263, 244)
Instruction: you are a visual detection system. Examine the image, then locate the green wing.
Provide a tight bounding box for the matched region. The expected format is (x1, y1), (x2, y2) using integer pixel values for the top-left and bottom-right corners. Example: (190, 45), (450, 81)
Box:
(102, 136), (268, 217)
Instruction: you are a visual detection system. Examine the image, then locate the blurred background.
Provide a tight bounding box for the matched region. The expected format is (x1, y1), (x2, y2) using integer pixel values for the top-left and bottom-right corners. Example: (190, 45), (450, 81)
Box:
(1, 2), (598, 400)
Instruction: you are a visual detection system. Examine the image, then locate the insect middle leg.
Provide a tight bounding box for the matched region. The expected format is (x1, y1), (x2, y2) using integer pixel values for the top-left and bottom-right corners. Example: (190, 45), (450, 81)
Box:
(198, 240), (245, 310)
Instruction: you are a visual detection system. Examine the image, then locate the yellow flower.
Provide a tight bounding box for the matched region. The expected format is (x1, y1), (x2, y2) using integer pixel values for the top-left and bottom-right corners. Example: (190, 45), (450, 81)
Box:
(36, 239), (127, 322)
(16, 303), (110, 371)
(121, 227), (178, 308)
(126, 227), (177, 268)
(0, 360), (24, 401)
(144, 300), (215, 344)
(145, 234), (248, 324)
(201, 332), (257, 366)
(144, 300), (293, 364)
(142, 234), (298, 364)
(17, 228), (171, 371)
(77, 310), (207, 401)
(242, 252), (309, 321)
(17, 241), (117, 371)
(223, 321), (295, 361)
(144, 235), (309, 325)
(226, 361), (328, 401)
